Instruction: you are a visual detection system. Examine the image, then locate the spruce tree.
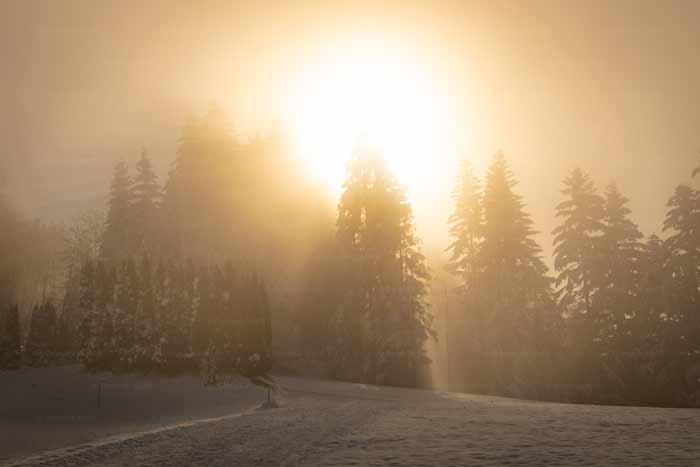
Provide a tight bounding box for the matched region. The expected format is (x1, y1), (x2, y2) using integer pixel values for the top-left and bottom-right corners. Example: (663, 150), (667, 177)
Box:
(447, 159), (483, 282)
(552, 168), (605, 349)
(480, 154), (553, 353)
(597, 183), (644, 350)
(663, 182), (700, 354)
(635, 234), (670, 350)
(335, 146), (432, 385)
(446, 159), (485, 380)
(130, 150), (161, 257)
(102, 160), (132, 262)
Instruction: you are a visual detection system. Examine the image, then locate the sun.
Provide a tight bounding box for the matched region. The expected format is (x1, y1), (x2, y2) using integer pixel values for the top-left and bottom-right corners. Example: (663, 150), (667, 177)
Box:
(284, 38), (457, 197)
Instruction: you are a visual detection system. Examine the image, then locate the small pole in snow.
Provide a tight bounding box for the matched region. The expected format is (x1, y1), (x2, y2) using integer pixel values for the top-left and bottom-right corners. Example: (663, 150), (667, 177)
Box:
(444, 285), (451, 392)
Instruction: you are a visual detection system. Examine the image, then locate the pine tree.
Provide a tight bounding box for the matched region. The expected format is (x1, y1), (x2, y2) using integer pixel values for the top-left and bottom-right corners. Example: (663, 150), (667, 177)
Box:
(162, 108), (237, 260)
(0, 304), (21, 369)
(596, 183), (644, 351)
(663, 182), (700, 354)
(335, 146), (432, 385)
(102, 160), (132, 262)
(480, 154), (553, 352)
(552, 168), (605, 349)
(446, 158), (486, 381)
(130, 150), (161, 257)
(447, 160), (483, 305)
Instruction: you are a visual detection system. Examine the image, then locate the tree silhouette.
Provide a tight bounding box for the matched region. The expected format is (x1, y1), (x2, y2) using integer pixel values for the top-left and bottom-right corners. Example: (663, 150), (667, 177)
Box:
(130, 150), (162, 257)
(101, 160), (132, 262)
(447, 160), (483, 306)
(596, 183), (643, 351)
(552, 168), (605, 349)
(335, 145), (432, 386)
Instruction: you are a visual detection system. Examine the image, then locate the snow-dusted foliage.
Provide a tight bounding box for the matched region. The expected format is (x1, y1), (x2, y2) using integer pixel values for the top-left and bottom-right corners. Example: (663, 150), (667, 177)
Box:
(72, 257), (271, 378)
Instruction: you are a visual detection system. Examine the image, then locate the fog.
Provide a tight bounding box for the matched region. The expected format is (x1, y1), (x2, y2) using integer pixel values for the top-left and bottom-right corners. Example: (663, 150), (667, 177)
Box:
(5, 5), (700, 464)
(3, 0), (700, 254)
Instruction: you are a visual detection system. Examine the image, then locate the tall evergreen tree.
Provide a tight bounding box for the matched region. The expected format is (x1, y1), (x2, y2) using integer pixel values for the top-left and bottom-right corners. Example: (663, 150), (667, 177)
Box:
(446, 160), (483, 305)
(552, 168), (605, 348)
(479, 154), (553, 353)
(663, 181), (700, 354)
(596, 183), (644, 350)
(335, 146), (432, 385)
(130, 150), (162, 257)
(101, 160), (132, 262)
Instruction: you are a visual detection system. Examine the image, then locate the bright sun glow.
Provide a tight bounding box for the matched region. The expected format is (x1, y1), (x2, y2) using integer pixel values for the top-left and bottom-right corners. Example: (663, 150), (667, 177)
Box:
(285, 39), (458, 197)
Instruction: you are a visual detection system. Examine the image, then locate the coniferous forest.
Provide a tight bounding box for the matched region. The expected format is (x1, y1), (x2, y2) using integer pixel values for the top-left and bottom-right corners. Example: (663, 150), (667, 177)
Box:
(2, 106), (700, 407)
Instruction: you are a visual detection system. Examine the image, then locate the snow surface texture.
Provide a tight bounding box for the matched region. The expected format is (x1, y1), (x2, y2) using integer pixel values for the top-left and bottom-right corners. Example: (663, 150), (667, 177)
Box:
(2, 370), (700, 467)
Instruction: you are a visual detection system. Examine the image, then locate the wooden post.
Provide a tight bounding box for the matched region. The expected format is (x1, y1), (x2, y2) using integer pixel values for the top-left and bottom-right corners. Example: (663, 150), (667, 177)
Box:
(444, 285), (451, 392)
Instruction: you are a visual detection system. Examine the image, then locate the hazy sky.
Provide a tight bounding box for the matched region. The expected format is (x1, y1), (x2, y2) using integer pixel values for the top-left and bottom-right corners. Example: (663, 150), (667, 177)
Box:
(2, 0), (700, 261)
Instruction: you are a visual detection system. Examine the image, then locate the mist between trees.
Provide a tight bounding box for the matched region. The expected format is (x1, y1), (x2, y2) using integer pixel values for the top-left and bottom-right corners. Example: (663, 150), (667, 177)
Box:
(2, 106), (700, 407)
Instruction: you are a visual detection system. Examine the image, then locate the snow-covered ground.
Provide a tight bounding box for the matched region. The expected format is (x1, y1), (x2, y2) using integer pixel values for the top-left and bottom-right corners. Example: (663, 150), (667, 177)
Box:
(2, 369), (700, 467)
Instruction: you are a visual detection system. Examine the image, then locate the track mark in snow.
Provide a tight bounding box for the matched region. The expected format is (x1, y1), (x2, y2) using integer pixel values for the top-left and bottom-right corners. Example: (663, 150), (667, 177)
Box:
(1, 405), (260, 467)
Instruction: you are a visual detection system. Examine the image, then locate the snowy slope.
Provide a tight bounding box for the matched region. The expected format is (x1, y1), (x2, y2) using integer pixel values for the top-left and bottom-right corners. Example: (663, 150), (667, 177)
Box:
(3, 372), (700, 467)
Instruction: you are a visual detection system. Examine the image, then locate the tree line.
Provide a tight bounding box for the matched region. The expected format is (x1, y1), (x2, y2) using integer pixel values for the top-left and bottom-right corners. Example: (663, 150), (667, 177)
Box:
(446, 155), (700, 406)
(3, 104), (700, 406)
